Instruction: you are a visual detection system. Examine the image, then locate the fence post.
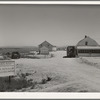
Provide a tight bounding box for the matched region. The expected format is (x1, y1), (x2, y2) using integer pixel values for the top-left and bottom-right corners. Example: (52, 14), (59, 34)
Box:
(8, 76), (11, 84)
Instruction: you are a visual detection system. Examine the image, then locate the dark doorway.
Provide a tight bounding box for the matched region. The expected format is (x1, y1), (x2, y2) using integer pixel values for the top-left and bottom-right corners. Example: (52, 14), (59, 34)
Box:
(85, 41), (88, 45)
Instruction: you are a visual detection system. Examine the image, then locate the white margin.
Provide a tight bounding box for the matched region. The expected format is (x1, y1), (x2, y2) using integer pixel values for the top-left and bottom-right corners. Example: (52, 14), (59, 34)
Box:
(0, 1), (99, 5)
(0, 1), (100, 99)
(1, 92), (100, 99)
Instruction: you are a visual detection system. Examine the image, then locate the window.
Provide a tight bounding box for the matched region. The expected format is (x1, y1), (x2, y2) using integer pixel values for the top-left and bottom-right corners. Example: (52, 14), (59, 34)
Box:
(85, 41), (88, 45)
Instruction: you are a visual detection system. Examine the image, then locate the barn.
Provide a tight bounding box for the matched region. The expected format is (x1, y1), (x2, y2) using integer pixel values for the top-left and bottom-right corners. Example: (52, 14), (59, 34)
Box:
(38, 41), (56, 54)
(76, 35), (100, 57)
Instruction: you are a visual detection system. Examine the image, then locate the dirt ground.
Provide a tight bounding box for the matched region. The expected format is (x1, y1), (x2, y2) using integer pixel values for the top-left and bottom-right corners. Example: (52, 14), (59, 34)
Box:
(13, 51), (100, 92)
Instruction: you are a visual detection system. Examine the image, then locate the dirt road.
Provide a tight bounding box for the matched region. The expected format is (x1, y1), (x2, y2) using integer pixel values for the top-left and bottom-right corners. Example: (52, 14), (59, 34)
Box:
(15, 51), (100, 92)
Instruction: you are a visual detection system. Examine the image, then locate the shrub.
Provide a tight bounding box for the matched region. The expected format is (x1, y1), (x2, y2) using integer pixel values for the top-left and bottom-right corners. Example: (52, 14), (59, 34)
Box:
(51, 54), (54, 58)
(21, 73), (26, 79)
(40, 76), (52, 84)
(0, 75), (33, 92)
(31, 82), (37, 89)
(25, 73), (32, 76)
(79, 90), (89, 92)
(41, 79), (47, 84)
(47, 76), (52, 81)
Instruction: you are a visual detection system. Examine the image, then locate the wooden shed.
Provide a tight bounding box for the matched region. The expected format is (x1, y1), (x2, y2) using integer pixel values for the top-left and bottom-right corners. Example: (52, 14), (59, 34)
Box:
(39, 46), (49, 55)
(38, 41), (55, 52)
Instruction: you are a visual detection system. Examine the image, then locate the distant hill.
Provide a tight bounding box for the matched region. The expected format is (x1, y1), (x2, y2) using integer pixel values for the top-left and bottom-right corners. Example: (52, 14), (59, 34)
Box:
(0, 46), (39, 54)
(57, 46), (67, 51)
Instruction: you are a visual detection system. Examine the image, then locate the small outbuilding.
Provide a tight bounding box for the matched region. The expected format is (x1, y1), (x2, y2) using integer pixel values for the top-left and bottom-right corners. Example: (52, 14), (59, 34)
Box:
(39, 46), (49, 55)
(38, 41), (56, 54)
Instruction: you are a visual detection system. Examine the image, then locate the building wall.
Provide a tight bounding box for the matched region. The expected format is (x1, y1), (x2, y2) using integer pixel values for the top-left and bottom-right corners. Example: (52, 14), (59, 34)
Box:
(78, 53), (100, 57)
(40, 46), (49, 55)
(77, 46), (100, 57)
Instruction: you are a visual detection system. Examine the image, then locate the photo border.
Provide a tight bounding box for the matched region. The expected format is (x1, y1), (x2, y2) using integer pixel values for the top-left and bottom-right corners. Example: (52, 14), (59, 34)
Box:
(0, 1), (100, 99)
(0, 1), (99, 5)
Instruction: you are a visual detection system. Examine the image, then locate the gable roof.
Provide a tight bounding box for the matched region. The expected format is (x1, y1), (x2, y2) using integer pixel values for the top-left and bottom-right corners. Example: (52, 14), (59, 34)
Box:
(39, 41), (54, 47)
(76, 36), (99, 46)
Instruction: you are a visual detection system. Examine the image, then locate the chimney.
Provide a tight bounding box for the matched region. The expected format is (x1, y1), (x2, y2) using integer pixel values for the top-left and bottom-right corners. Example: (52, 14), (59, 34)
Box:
(85, 35), (87, 38)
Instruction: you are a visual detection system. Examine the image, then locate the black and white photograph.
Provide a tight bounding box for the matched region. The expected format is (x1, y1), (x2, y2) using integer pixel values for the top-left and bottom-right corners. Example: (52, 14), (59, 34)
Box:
(0, 1), (100, 94)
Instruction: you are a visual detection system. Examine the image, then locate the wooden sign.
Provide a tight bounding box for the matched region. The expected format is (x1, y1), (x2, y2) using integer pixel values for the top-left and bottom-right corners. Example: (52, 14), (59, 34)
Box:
(0, 60), (15, 77)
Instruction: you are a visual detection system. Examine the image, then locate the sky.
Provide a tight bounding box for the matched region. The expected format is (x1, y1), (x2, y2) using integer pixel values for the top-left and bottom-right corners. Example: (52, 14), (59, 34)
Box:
(0, 5), (100, 47)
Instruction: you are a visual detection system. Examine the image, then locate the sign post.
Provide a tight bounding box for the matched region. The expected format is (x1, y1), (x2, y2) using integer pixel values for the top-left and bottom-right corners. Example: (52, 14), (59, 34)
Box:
(0, 60), (15, 77)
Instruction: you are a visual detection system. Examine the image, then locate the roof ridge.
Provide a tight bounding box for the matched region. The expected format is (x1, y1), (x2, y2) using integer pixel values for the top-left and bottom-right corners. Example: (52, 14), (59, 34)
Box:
(76, 36), (99, 46)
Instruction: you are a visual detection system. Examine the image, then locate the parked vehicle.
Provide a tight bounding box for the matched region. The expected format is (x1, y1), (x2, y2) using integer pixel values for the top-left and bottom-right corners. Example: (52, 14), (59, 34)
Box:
(67, 46), (77, 57)
(11, 52), (20, 59)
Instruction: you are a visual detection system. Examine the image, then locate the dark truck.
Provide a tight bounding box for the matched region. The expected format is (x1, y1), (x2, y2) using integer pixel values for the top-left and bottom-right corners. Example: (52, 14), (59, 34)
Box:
(63, 46), (77, 58)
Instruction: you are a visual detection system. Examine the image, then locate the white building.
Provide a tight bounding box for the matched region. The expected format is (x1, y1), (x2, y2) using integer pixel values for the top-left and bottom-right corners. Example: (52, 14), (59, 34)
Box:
(76, 36), (100, 57)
